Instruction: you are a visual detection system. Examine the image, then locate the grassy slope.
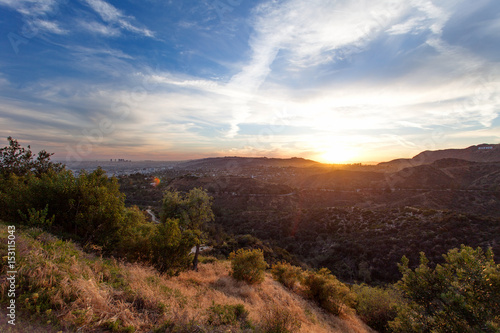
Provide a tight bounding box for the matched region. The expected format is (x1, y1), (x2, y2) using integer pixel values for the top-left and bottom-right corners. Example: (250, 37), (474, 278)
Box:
(0, 222), (373, 333)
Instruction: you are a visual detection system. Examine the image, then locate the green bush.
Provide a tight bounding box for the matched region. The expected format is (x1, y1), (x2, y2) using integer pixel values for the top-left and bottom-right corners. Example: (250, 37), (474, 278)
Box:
(270, 261), (303, 289)
(259, 305), (301, 333)
(352, 284), (400, 332)
(390, 246), (500, 332)
(206, 303), (250, 328)
(304, 268), (355, 315)
(18, 204), (55, 228)
(229, 248), (268, 284)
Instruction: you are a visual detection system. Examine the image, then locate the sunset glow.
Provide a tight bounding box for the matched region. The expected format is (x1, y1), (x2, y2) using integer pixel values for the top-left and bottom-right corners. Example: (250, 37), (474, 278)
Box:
(0, 1), (498, 162)
(320, 146), (358, 164)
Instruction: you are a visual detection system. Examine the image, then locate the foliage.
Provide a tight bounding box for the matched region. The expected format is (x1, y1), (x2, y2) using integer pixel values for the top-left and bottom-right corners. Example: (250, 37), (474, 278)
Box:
(259, 305), (301, 333)
(229, 248), (268, 284)
(303, 268), (355, 315)
(150, 218), (196, 276)
(0, 165), (132, 250)
(390, 245), (500, 332)
(161, 188), (214, 270)
(216, 205), (500, 284)
(206, 303), (251, 328)
(0, 139), (173, 268)
(161, 187), (214, 230)
(352, 284), (400, 332)
(114, 205), (156, 261)
(0, 136), (63, 177)
(18, 204), (55, 228)
(270, 261), (303, 289)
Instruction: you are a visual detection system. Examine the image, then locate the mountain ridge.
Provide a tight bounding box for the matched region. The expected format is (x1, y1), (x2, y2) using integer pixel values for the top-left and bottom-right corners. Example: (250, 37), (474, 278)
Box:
(378, 143), (500, 171)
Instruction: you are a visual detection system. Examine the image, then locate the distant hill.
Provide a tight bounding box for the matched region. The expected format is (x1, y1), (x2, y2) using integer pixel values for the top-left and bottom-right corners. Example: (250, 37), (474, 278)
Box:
(176, 156), (321, 170)
(378, 143), (500, 171)
(299, 170), (385, 189)
(166, 175), (294, 194)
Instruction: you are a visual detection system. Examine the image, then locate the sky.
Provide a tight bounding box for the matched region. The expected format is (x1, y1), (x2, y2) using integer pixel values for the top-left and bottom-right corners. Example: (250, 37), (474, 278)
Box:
(0, 0), (499, 164)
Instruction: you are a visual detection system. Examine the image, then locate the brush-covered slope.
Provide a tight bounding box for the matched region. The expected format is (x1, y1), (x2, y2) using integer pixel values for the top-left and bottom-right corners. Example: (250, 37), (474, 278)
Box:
(0, 223), (373, 333)
(176, 157), (320, 170)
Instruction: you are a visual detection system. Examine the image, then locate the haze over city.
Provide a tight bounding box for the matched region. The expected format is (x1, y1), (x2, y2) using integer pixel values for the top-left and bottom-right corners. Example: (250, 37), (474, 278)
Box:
(0, 0), (499, 163)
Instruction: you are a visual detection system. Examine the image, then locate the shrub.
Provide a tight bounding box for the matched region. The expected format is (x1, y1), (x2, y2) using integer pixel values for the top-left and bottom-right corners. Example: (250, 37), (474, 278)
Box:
(229, 248), (268, 284)
(390, 246), (500, 332)
(259, 305), (301, 333)
(206, 303), (250, 328)
(304, 268), (355, 315)
(18, 204), (55, 228)
(352, 284), (400, 332)
(270, 261), (303, 289)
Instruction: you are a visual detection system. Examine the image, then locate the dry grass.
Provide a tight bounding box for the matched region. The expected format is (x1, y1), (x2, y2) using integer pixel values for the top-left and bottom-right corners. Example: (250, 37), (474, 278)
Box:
(0, 224), (375, 332)
(125, 260), (374, 332)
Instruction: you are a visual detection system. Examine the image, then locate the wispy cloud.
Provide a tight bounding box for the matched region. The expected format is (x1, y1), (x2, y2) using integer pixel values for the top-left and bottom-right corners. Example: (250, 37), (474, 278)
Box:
(32, 19), (68, 34)
(83, 0), (154, 37)
(0, 0), (66, 36)
(77, 20), (121, 37)
(0, 0), (58, 15)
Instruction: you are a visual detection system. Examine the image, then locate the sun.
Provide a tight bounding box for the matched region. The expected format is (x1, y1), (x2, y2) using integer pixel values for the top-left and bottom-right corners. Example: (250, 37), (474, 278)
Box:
(319, 146), (357, 164)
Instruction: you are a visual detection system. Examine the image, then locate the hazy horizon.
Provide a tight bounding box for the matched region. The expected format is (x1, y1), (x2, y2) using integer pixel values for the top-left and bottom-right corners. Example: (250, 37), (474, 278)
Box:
(49, 141), (498, 166)
(1, 1), (499, 164)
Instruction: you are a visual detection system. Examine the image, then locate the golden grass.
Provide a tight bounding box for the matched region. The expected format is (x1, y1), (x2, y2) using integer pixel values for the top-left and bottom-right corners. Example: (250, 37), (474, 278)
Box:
(0, 224), (375, 332)
(125, 260), (375, 332)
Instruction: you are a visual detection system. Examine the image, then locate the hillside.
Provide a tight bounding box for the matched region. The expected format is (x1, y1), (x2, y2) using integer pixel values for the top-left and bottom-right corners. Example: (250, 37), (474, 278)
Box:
(0, 222), (373, 333)
(378, 143), (500, 171)
(214, 206), (500, 283)
(176, 157), (321, 170)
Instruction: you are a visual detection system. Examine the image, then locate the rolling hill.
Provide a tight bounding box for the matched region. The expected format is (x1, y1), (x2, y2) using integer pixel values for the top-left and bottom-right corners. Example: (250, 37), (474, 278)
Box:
(176, 157), (321, 170)
(378, 143), (500, 171)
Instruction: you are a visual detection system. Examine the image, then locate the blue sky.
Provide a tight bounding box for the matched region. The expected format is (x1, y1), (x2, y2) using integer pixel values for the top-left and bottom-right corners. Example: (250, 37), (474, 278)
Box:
(0, 0), (499, 163)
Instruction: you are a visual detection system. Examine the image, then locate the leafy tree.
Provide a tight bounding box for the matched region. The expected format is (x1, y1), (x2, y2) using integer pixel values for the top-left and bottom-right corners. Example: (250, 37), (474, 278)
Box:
(160, 187), (214, 270)
(150, 218), (195, 276)
(71, 168), (126, 247)
(390, 246), (500, 332)
(0, 136), (63, 177)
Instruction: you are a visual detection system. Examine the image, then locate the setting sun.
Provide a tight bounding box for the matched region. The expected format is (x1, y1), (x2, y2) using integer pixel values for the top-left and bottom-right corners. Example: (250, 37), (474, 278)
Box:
(319, 146), (358, 164)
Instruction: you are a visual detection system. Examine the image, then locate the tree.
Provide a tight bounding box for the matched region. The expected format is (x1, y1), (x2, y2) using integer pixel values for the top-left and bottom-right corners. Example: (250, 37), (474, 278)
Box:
(390, 246), (500, 332)
(150, 218), (195, 276)
(0, 136), (63, 177)
(160, 187), (214, 270)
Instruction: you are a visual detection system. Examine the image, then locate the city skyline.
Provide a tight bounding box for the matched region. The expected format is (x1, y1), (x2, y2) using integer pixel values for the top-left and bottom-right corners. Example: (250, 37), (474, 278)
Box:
(0, 0), (499, 163)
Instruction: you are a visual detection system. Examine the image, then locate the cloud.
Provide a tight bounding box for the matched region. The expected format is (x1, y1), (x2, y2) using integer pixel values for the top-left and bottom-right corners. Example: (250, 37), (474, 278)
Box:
(71, 46), (134, 60)
(225, 0), (415, 137)
(31, 19), (68, 34)
(0, 0), (58, 15)
(1, 0), (498, 162)
(78, 20), (121, 37)
(0, 0), (67, 36)
(83, 0), (154, 37)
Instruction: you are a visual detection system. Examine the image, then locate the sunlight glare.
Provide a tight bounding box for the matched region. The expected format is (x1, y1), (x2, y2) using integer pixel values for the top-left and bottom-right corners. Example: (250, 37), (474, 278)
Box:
(320, 146), (357, 164)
